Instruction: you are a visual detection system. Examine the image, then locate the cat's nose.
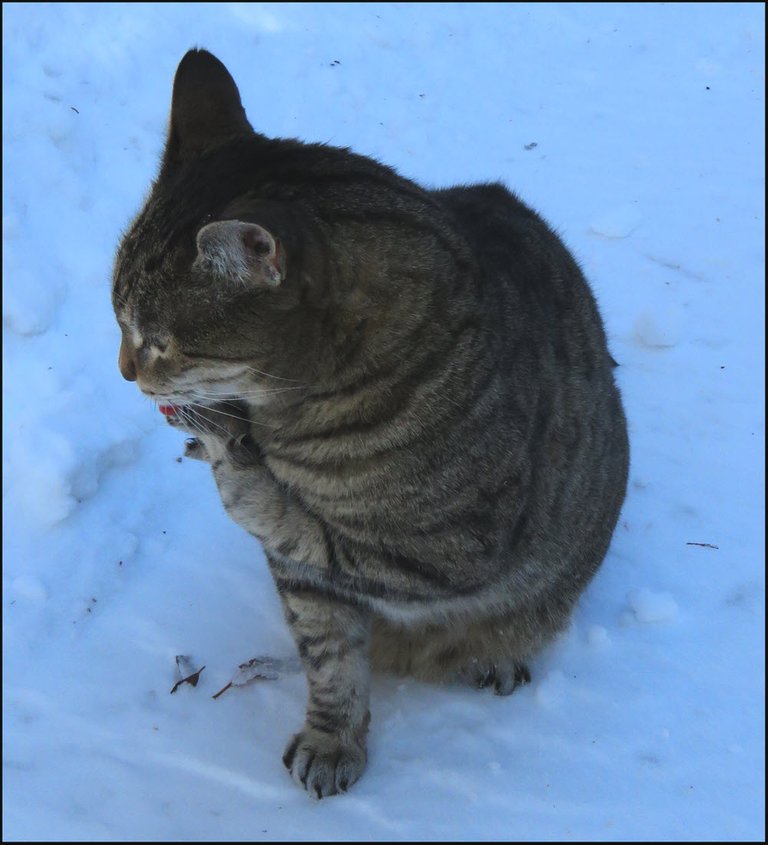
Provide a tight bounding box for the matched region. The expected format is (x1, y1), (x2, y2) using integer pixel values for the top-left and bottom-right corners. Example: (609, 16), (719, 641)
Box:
(118, 337), (138, 381)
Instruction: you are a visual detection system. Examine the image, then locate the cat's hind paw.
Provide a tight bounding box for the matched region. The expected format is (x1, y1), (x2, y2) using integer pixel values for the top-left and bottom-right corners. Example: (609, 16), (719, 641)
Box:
(459, 660), (531, 696)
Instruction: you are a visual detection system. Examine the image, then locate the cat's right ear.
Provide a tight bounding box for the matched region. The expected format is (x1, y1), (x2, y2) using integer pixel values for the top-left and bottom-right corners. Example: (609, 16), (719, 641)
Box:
(163, 49), (253, 166)
(193, 220), (286, 288)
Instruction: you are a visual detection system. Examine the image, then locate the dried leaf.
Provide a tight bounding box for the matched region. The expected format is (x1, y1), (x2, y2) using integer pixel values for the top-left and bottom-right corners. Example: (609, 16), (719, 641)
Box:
(212, 655), (299, 699)
(170, 655), (205, 694)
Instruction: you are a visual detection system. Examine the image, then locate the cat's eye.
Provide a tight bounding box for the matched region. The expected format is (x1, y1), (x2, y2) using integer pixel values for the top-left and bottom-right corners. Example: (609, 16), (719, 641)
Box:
(147, 337), (167, 353)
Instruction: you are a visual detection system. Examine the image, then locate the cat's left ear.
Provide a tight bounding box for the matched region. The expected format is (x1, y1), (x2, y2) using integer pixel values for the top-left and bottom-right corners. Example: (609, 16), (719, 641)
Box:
(163, 49), (254, 166)
(193, 220), (286, 288)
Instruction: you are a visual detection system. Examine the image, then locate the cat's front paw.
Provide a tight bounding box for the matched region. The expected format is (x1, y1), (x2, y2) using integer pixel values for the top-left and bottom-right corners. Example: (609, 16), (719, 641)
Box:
(282, 727), (367, 798)
(183, 437), (209, 461)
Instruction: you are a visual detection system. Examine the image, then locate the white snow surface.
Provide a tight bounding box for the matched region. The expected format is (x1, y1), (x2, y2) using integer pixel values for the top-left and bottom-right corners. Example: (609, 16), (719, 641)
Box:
(3, 3), (764, 841)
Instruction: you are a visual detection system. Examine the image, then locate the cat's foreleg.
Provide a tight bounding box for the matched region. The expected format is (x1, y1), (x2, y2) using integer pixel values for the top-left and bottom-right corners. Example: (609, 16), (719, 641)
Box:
(211, 455), (372, 796)
(277, 589), (371, 798)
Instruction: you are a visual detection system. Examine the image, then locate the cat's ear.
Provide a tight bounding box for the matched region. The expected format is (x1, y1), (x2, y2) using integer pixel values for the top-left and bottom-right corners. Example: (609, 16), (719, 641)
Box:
(193, 220), (286, 288)
(164, 49), (253, 164)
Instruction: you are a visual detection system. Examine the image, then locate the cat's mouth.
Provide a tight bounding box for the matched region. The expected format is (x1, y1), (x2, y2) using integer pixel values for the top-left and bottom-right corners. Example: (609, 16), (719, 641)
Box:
(159, 403), (183, 418)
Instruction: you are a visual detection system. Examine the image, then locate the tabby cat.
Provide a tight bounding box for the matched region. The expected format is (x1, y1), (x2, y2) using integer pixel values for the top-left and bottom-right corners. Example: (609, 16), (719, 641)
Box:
(112, 49), (629, 798)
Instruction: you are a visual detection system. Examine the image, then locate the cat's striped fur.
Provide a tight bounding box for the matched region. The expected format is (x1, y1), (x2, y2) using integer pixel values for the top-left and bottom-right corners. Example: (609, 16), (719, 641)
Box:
(113, 50), (629, 798)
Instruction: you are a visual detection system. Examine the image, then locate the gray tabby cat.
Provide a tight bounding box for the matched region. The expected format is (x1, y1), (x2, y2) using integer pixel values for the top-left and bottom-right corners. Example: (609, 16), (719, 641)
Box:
(113, 49), (629, 798)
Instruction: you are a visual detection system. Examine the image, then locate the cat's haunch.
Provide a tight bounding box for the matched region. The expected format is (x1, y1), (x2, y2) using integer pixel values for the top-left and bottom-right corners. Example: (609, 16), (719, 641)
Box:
(113, 48), (629, 798)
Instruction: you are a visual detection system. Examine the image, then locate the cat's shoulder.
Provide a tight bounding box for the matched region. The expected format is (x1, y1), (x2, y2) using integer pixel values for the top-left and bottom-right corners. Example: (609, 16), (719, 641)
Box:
(430, 181), (531, 218)
(429, 181), (565, 269)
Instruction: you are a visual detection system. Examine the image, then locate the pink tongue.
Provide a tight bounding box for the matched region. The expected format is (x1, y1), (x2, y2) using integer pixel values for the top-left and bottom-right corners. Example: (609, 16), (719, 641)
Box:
(159, 404), (180, 417)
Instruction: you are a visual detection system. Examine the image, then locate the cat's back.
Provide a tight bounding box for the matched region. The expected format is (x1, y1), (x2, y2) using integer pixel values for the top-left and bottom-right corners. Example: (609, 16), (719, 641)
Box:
(433, 181), (620, 397)
(434, 182), (600, 321)
(432, 179), (629, 571)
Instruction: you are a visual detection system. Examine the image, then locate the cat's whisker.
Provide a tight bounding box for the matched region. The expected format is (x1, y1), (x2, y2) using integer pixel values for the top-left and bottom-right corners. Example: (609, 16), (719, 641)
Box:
(185, 398), (276, 431)
(184, 404), (236, 439)
(187, 400), (248, 423)
(243, 365), (303, 383)
(176, 405), (202, 430)
(194, 385), (307, 400)
(112, 289), (130, 308)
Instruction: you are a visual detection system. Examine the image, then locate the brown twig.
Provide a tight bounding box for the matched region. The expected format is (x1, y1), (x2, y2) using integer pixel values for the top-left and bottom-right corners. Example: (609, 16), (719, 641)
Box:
(211, 681), (233, 700)
(686, 542), (719, 550)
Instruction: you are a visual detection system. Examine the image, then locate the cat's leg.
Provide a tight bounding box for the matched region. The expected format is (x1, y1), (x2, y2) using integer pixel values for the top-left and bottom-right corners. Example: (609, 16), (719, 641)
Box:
(214, 461), (373, 797)
(450, 582), (581, 695)
(371, 613), (534, 696)
(276, 587), (371, 798)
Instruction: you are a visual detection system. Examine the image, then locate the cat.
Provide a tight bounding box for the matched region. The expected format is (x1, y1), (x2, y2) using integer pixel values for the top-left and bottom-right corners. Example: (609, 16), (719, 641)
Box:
(112, 49), (630, 798)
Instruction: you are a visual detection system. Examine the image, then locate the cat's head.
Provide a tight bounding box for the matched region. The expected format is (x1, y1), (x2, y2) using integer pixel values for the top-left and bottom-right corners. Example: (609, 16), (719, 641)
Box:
(112, 49), (462, 411)
(112, 50), (323, 409)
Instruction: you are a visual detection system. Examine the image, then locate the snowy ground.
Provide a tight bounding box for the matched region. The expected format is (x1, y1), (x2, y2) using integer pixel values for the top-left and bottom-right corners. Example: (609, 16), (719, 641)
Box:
(3, 3), (764, 841)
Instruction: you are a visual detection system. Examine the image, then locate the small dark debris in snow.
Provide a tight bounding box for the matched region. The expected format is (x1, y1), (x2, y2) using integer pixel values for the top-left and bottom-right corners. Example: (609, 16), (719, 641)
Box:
(524, 142), (538, 151)
(175, 456), (182, 463)
(330, 59), (340, 67)
(419, 93), (425, 98)
(706, 86), (710, 90)
(118, 560), (123, 566)
(686, 542), (719, 550)
(162, 530), (167, 535)
(70, 106), (79, 114)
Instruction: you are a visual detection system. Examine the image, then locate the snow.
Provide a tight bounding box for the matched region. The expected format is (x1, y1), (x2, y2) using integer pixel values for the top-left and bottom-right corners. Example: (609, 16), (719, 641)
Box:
(626, 588), (680, 624)
(3, 2), (764, 840)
